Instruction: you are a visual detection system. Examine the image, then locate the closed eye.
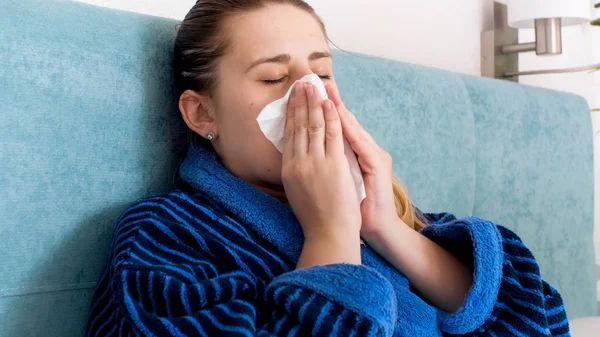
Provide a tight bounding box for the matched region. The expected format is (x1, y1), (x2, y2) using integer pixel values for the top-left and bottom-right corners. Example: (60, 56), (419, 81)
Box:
(262, 78), (287, 84)
(262, 74), (332, 85)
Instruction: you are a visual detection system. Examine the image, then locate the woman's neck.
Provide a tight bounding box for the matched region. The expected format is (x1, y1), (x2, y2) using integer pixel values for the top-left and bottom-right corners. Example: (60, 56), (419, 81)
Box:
(214, 149), (289, 205)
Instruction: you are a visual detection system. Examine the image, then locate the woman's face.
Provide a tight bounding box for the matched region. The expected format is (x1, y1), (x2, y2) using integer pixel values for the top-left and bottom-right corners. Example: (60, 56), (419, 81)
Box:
(210, 4), (335, 194)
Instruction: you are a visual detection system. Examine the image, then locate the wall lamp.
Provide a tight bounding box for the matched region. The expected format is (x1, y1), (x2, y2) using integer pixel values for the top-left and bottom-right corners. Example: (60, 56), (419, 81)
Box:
(482, 0), (598, 81)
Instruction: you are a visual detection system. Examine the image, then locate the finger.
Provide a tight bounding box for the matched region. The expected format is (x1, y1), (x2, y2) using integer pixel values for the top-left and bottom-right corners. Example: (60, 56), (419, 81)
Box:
(294, 82), (308, 156)
(282, 84), (296, 162)
(327, 84), (346, 115)
(344, 109), (378, 147)
(327, 84), (361, 135)
(327, 84), (380, 151)
(306, 83), (325, 156)
(323, 100), (344, 157)
(336, 104), (374, 157)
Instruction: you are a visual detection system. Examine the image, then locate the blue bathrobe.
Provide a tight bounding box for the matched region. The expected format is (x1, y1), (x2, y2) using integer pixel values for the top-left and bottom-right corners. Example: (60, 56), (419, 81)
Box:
(86, 144), (570, 337)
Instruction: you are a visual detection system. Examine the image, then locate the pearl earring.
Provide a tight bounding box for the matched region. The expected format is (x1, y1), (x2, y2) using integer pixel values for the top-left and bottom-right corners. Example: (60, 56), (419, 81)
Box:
(206, 132), (216, 141)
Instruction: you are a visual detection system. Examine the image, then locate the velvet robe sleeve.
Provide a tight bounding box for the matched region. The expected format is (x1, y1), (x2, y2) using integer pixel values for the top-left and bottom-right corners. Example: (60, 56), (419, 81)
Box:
(418, 211), (569, 336)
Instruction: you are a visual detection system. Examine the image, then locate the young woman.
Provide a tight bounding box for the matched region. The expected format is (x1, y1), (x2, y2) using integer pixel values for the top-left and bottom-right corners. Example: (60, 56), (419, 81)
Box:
(86, 1), (569, 336)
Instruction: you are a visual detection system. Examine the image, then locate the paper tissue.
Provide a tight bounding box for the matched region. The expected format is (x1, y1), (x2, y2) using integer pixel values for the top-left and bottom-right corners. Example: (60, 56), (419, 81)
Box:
(256, 73), (366, 201)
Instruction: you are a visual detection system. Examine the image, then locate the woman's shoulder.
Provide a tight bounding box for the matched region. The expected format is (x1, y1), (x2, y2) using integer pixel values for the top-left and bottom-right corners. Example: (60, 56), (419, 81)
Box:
(108, 188), (228, 266)
(117, 183), (223, 226)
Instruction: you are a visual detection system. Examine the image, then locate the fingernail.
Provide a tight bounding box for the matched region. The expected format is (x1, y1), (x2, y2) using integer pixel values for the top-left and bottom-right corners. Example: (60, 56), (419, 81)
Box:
(306, 84), (314, 97)
(289, 92), (296, 106)
(295, 82), (304, 95)
(324, 100), (333, 111)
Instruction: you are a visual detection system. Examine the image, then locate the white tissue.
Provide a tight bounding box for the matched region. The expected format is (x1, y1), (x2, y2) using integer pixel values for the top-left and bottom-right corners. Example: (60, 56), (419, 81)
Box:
(256, 73), (366, 201)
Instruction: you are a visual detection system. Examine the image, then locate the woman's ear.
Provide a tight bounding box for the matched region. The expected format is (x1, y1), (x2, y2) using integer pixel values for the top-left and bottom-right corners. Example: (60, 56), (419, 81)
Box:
(179, 89), (217, 139)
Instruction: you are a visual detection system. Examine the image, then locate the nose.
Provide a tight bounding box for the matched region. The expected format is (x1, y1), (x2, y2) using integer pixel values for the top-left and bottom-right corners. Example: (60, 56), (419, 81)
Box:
(289, 65), (315, 85)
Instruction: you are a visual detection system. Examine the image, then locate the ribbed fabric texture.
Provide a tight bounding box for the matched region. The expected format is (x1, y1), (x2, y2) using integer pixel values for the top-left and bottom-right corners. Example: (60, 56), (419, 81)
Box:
(86, 144), (569, 336)
(420, 213), (570, 336)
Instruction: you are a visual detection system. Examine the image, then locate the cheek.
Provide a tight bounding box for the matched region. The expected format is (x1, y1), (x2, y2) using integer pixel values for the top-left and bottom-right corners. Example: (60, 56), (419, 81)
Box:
(218, 95), (261, 130)
(248, 101), (260, 117)
(216, 85), (283, 142)
(216, 93), (285, 182)
(218, 95), (276, 150)
(247, 95), (278, 118)
(231, 89), (273, 119)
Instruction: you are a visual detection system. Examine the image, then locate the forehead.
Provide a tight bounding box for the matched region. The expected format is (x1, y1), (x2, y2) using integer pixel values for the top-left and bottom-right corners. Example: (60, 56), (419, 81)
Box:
(224, 4), (329, 63)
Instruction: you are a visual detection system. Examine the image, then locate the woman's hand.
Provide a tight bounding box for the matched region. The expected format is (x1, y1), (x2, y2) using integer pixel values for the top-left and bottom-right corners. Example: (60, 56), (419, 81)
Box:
(326, 85), (473, 313)
(326, 84), (399, 238)
(282, 82), (362, 269)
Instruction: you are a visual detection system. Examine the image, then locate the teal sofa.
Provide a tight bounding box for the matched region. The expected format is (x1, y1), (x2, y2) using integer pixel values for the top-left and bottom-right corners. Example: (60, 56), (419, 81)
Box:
(1, 0), (596, 335)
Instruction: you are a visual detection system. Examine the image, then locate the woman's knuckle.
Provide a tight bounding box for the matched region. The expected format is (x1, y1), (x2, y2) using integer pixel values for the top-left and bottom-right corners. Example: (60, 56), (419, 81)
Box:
(308, 124), (324, 135)
(286, 106), (295, 117)
(382, 151), (393, 163)
(283, 129), (294, 142)
(324, 112), (339, 122)
(308, 98), (321, 108)
(294, 124), (307, 136)
(326, 128), (339, 141)
(345, 113), (355, 125)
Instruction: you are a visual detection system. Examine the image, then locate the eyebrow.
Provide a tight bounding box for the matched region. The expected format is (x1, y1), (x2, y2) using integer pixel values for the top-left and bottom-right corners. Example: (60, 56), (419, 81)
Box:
(245, 51), (332, 73)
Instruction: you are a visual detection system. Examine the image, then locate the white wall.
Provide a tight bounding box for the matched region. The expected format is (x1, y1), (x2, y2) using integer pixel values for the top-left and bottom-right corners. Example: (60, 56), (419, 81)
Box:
(73, 0), (197, 22)
(305, 1), (485, 76)
(73, 0), (486, 76)
(71, 0), (598, 103)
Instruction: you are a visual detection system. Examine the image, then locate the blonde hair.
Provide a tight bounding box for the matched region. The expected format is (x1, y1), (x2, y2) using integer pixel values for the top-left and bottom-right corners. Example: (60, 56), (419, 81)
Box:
(176, 0), (427, 231)
(392, 178), (427, 231)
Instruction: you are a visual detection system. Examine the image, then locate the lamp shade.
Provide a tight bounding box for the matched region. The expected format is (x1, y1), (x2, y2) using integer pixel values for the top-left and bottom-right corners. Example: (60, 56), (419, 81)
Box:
(507, 0), (591, 28)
